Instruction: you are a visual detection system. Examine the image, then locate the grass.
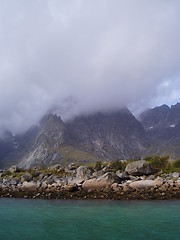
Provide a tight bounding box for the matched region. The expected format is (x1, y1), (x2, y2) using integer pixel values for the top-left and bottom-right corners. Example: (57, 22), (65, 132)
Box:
(56, 145), (102, 165)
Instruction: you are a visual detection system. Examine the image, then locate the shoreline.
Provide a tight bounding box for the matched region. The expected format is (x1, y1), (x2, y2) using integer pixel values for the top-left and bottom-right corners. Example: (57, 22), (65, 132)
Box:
(1, 189), (180, 200)
(1, 160), (180, 201)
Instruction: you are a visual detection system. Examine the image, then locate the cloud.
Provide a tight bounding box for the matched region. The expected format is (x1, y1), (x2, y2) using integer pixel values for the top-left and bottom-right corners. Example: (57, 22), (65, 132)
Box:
(0, 0), (180, 134)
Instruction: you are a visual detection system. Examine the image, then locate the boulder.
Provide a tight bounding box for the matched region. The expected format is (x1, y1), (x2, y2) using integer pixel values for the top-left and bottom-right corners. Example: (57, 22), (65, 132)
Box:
(176, 180), (180, 188)
(46, 175), (55, 185)
(116, 171), (129, 180)
(8, 165), (18, 174)
(68, 163), (77, 170)
(21, 173), (33, 182)
(10, 179), (19, 185)
(167, 180), (174, 187)
(122, 183), (134, 193)
(68, 177), (85, 186)
(31, 171), (40, 178)
(92, 170), (105, 178)
(125, 160), (152, 176)
(49, 164), (62, 171)
(76, 166), (91, 179)
(63, 184), (78, 192)
(2, 179), (10, 188)
(111, 183), (120, 192)
(171, 172), (180, 179)
(98, 172), (121, 184)
(154, 177), (164, 187)
(41, 182), (48, 189)
(21, 181), (37, 191)
(82, 172), (120, 191)
(129, 180), (155, 189)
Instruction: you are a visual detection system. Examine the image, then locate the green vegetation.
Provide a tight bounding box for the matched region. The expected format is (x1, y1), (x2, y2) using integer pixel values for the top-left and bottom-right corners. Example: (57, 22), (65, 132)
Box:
(56, 145), (101, 165)
(145, 156), (169, 173)
(145, 156), (180, 173)
(109, 160), (127, 172)
(172, 159), (180, 169)
(94, 161), (102, 171)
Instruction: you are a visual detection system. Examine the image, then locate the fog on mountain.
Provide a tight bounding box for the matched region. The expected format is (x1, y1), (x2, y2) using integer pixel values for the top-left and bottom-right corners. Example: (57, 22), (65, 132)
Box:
(0, 1), (180, 135)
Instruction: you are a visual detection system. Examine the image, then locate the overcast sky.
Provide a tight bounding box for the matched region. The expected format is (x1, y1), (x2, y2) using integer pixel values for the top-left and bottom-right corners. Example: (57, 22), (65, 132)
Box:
(0, 0), (180, 135)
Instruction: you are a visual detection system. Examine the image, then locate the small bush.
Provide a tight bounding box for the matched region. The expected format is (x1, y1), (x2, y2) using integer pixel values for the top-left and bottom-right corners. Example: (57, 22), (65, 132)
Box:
(172, 159), (180, 169)
(95, 161), (102, 171)
(109, 160), (123, 172)
(145, 156), (169, 173)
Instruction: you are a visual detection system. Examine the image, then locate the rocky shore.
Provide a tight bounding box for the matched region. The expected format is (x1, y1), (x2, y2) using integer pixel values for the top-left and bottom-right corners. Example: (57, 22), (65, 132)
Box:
(1, 160), (180, 200)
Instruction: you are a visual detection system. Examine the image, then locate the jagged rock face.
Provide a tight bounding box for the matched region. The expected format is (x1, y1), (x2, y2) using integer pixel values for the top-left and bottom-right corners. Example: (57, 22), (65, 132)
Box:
(1, 103), (180, 169)
(16, 109), (149, 168)
(140, 104), (170, 130)
(18, 114), (66, 168)
(140, 103), (180, 157)
(66, 109), (148, 160)
(141, 103), (180, 131)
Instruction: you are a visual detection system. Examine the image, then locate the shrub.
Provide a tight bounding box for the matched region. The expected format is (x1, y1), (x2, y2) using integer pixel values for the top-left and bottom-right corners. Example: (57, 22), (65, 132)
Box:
(95, 161), (102, 171)
(172, 159), (180, 169)
(145, 156), (169, 173)
(109, 160), (123, 172)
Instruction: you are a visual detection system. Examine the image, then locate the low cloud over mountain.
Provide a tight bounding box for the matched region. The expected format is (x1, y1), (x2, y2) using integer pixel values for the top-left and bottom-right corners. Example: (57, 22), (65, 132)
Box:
(0, 1), (180, 135)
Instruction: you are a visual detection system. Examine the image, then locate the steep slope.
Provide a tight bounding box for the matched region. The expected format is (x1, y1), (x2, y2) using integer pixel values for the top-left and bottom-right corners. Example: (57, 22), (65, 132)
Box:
(18, 115), (65, 168)
(140, 103), (180, 157)
(140, 104), (170, 130)
(17, 108), (149, 168)
(2, 103), (180, 169)
(141, 103), (180, 130)
(66, 108), (149, 160)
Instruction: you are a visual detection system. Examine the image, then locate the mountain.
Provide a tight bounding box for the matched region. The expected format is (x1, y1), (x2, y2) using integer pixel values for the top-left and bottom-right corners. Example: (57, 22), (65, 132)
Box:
(0, 108), (149, 168)
(66, 108), (148, 160)
(1, 103), (180, 169)
(140, 103), (180, 157)
(140, 103), (180, 130)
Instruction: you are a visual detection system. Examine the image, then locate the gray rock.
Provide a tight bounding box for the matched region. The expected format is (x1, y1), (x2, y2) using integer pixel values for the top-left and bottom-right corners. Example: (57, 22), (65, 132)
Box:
(129, 175), (139, 181)
(125, 160), (152, 176)
(68, 163), (77, 170)
(76, 166), (91, 179)
(52, 176), (61, 183)
(98, 172), (121, 183)
(10, 179), (19, 185)
(39, 173), (46, 181)
(21, 173), (33, 182)
(111, 183), (120, 192)
(41, 182), (48, 189)
(2, 179), (10, 188)
(146, 175), (155, 180)
(171, 172), (180, 179)
(21, 181), (37, 191)
(8, 165), (19, 174)
(46, 175), (55, 185)
(49, 164), (62, 171)
(63, 184), (78, 192)
(82, 172), (120, 191)
(68, 177), (85, 186)
(31, 171), (40, 178)
(129, 180), (155, 189)
(92, 170), (106, 178)
(116, 171), (129, 180)
(154, 177), (164, 187)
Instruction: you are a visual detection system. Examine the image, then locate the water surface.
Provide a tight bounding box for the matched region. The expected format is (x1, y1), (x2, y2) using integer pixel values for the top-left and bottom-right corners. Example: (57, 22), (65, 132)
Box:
(0, 198), (180, 240)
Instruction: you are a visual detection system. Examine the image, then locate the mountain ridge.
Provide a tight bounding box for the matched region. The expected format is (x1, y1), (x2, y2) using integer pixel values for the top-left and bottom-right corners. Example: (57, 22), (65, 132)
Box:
(0, 103), (180, 168)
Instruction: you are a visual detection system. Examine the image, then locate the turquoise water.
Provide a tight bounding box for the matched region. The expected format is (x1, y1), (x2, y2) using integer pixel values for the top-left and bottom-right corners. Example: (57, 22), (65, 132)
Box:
(0, 199), (180, 240)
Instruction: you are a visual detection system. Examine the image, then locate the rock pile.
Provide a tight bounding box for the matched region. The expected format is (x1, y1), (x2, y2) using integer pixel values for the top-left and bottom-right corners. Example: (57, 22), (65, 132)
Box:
(0, 161), (180, 200)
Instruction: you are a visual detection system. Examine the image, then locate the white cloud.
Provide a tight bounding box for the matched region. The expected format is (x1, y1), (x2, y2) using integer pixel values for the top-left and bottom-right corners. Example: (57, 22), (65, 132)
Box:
(0, 0), (180, 134)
